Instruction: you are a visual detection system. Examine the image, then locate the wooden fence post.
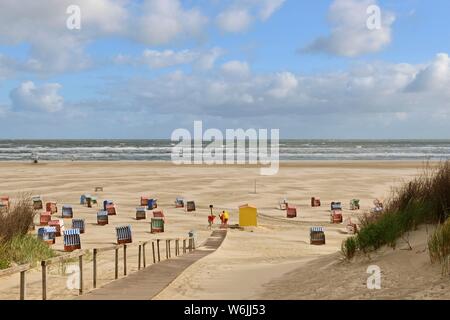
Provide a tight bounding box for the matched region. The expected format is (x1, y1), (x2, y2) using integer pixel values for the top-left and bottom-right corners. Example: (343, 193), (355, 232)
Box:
(138, 244), (142, 270)
(123, 245), (127, 276)
(157, 240), (161, 262)
(142, 243), (146, 268)
(20, 270), (26, 300)
(152, 241), (156, 263)
(79, 255), (83, 295)
(183, 239), (186, 254)
(115, 248), (119, 279)
(93, 249), (97, 288)
(165, 240), (169, 259)
(41, 261), (47, 300)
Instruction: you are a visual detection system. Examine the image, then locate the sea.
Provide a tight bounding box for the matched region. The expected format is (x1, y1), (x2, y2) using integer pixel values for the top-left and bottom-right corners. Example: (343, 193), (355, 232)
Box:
(0, 140), (449, 161)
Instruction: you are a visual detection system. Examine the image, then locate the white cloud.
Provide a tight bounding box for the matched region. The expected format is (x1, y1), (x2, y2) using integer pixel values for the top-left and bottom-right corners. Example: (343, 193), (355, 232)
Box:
(303, 0), (395, 57)
(142, 49), (198, 69)
(259, 0), (286, 21)
(114, 47), (225, 70)
(10, 81), (64, 112)
(221, 60), (251, 77)
(268, 72), (298, 98)
(136, 0), (208, 45)
(217, 9), (253, 33)
(216, 0), (285, 33)
(406, 53), (450, 92)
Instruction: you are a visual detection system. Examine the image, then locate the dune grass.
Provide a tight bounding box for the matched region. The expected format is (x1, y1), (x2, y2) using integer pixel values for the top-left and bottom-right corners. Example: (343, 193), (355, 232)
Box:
(342, 161), (450, 261)
(428, 219), (450, 275)
(0, 194), (55, 269)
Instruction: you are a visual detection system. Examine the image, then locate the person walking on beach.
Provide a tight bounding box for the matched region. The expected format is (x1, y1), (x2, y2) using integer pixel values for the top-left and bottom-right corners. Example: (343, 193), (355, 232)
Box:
(220, 210), (229, 228)
(208, 212), (216, 229)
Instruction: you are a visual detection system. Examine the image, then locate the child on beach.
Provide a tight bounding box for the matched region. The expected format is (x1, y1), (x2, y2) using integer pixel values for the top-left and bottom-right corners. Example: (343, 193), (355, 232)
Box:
(219, 210), (229, 228)
(208, 212), (216, 229)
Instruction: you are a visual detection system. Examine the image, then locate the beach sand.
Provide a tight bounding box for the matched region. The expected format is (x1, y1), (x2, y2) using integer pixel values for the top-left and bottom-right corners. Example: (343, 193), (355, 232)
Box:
(1, 161), (447, 300)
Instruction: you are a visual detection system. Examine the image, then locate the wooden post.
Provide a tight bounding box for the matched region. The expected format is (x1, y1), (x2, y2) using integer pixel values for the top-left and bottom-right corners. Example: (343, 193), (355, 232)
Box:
(165, 240), (169, 259)
(20, 270), (26, 300)
(41, 261), (47, 300)
(115, 248), (119, 279)
(152, 241), (156, 263)
(168, 240), (171, 258)
(142, 243), (146, 268)
(138, 244), (142, 270)
(176, 239), (179, 256)
(123, 245), (127, 276)
(93, 249), (97, 288)
(79, 255), (83, 295)
(157, 240), (161, 262)
(183, 239), (186, 254)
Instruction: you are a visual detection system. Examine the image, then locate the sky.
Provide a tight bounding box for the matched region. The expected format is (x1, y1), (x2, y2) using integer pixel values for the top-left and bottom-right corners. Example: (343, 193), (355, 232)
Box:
(0, 0), (449, 139)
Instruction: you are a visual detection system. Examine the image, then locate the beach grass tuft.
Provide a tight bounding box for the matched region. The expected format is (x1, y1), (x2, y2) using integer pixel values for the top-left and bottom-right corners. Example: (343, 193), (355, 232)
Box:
(428, 219), (450, 275)
(0, 194), (54, 269)
(342, 161), (450, 261)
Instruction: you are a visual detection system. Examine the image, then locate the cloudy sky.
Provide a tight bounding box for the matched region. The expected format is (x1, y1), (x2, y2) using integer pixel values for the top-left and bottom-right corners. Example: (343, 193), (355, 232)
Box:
(0, 0), (449, 139)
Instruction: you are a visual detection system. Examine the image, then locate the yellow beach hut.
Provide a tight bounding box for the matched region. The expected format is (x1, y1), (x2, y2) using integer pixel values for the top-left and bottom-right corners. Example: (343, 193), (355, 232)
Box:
(239, 204), (257, 227)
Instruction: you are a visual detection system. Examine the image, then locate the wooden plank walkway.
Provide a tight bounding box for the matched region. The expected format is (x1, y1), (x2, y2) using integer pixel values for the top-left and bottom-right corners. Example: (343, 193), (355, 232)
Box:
(78, 229), (227, 300)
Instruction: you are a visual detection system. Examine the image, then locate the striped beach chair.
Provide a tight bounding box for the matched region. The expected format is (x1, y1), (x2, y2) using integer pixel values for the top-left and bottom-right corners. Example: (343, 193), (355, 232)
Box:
(311, 197), (321, 207)
(32, 196), (43, 210)
(147, 199), (157, 210)
(151, 218), (164, 233)
(72, 219), (85, 234)
(46, 202), (57, 214)
(186, 201), (196, 212)
(38, 226), (57, 245)
(330, 202), (342, 211)
(175, 197), (184, 208)
(97, 210), (109, 225)
(116, 225), (132, 244)
(62, 205), (73, 218)
(310, 227), (326, 245)
(63, 229), (81, 252)
(40, 212), (52, 226)
(48, 219), (65, 237)
(286, 206), (297, 218)
(136, 207), (146, 220)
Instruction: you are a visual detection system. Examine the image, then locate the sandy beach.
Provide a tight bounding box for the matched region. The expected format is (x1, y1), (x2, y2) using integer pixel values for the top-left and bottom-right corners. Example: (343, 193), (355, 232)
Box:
(1, 160), (448, 300)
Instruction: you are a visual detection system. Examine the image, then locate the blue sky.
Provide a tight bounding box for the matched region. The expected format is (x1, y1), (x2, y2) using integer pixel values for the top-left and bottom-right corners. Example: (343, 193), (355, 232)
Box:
(0, 0), (449, 138)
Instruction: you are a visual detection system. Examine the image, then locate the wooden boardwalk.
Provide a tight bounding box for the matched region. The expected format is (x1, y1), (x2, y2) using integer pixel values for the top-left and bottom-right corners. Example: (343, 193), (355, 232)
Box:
(78, 229), (227, 300)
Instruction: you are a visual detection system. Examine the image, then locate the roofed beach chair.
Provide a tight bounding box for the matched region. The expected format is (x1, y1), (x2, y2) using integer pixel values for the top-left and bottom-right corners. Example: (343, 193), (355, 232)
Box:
(116, 225), (132, 244)
(346, 219), (358, 235)
(186, 201), (196, 212)
(38, 227), (56, 245)
(311, 197), (321, 207)
(310, 227), (325, 245)
(349, 199), (360, 210)
(48, 219), (65, 237)
(140, 196), (149, 206)
(147, 199), (157, 210)
(330, 202), (342, 211)
(40, 212), (52, 226)
(371, 199), (384, 214)
(32, 196), (43, 210)
(97, 210), (109, 225)
(286, 206), (297, 218)
(136, 207), (146, 220)
(106, 203), (117, 215)
(46, 201), (57, 214)
(151, 218), (164, 233)
(175, 197), (185, 208)
(63, 229), (81, 252)
(72, 219), (85, 234)
(62, 205), (73, 218)
(0, 196), (10, 211)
